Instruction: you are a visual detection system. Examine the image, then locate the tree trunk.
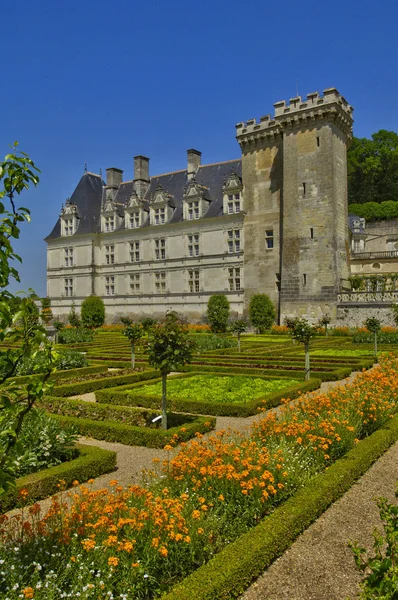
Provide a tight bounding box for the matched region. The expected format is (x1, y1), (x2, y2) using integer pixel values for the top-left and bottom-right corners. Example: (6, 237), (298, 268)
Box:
(162, 371), (168, 430)
(305, 342), (310, 380)
(238, 333), (241, 353)
(374, 332), (378, 361)
(325, 324), (328, 338)
(131, 343), (135, 369)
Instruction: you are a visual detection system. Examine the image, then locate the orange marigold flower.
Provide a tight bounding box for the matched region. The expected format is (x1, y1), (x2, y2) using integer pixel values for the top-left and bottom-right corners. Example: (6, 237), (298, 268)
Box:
(218, 494), (225, 501)
(151, 537), (160, 548)
(164, 444), (173, 451)
(159, 546), (168, 557)
(197, 527), (204, 534)
(192, 510), (201, 519)
(108, 556), (119, 567)
(82, 539), (96, 551)
(23, 588), (34, 599)
(184, 536), (191, 543)
(132, 562), (140, 567)
(19, 488), (29, 498)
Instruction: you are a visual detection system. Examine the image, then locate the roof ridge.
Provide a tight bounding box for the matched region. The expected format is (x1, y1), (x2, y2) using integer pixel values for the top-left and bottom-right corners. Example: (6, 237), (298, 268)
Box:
(199, 158), (241, 168)
(85, 171), (102, 178)
(152, 168), (186, 178)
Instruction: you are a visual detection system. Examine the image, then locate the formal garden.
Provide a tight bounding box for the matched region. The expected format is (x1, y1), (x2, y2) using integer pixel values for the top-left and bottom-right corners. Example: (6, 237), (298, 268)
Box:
(0, 147), (397, 599)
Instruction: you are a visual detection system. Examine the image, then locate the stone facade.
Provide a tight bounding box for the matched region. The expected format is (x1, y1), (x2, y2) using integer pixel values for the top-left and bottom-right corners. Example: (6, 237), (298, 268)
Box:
(46, 88), (356, 323)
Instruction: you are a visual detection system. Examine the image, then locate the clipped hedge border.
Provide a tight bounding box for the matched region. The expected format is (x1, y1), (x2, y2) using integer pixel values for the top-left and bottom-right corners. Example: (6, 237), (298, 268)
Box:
(50, 413), (216, 448)
(52, 369), (159, 397)
(96, 373), (321, 417)
(161, 414), (398, 600)
(0, 444), (116, 513)
(9, 365), (107, 386)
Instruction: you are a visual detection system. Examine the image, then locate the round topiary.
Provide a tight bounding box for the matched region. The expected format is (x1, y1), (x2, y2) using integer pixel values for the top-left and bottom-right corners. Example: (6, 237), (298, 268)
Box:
(249, 294), (276, 333)
(207, 294), (230, 333)
(81, 296), (105, 329)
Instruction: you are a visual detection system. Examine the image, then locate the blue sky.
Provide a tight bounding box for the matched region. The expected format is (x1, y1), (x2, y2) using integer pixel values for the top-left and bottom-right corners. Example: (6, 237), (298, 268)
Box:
(2, 0), (397, 296)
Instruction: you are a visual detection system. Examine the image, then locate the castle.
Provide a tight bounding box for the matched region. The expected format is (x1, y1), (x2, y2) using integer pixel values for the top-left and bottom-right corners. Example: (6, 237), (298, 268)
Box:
(46, 88), (356, 323)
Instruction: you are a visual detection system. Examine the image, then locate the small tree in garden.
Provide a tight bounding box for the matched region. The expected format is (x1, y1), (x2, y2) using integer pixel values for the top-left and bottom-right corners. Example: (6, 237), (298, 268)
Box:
(290, 318), (316, 380)
(365, 316), (381, 360)
(147, 312), (195, 430)
(230, 319), (247, 352)
(140, 317), (157, 333)
(68, 302), (81, 328)
(249, 294), (276, 333)
(81, 296), (105, 329)
(207, 294), (230, 333)
(121, 317), (143, 368)
(318, 314), (331, 337)
(283, 316), (299, 331)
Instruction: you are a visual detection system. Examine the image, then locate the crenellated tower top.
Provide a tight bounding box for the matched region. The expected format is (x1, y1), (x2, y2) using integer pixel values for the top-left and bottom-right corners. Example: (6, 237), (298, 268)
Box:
(236, 88), (353, 148)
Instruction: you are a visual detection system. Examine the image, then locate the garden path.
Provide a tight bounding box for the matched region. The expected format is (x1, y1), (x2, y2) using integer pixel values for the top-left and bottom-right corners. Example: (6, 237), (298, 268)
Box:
(241, 438), (398, 600)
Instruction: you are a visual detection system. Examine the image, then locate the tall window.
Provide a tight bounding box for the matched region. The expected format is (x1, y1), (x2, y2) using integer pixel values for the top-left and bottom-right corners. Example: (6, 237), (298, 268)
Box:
(105, 244), (115, 265)
(188, 234), (200, 257)
(228, 267), (241, 291)
(105, 216), (115, 232)
(227, 229), (241, 253)
(64, 247), (74, 267)
(64, 278), (73, 297)
(187, 200), (200, 220)
(106, 276), (115, 296)
(353, 239), (360, 253)
(64, 218), (74, 236)
(155, 238), (166, 260)
(265, 230), (274, 249)
(188, 270), (200, 293)
(129, 273), (140, 294)
(227, 193), (241, 214)
(129, 241), (140, 262)
(154, 271), (166, 293)
(154, 207), (166, 225)
(129, 212), (140, 228)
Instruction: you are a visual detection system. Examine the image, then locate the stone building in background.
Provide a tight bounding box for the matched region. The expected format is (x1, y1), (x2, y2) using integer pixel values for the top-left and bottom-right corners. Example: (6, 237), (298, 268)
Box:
(46, 88), (355, 323)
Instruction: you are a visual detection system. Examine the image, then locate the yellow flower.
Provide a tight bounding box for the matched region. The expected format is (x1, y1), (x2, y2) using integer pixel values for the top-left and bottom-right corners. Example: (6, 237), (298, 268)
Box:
(108, 556), (119, 567)
(23, 589), (34, 599)
(197, 527), (204, 534)
(159, 546), (168, 557)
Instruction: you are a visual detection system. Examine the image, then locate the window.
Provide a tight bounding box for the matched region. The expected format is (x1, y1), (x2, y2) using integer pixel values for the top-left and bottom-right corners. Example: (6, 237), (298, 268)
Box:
(64, 247), (74, 267)
(129, 241), (140, 262)
(64, 218), (74, 236)
(316, 136), (320, 147)
(105, 245), (115, 265)
(105, 216), (115, 232)
(188, 270), (200, 293)
(64, 278), (73, 297)
(302, 182), (306, 197)
(129, 213), (140, 229)
(188, 234), (200, 257)
(310, 228), (314, 239)
(187, 201), (200, 220)
(353, 239), (360, 253)
(129, 273), (140, 294)
(106, 275), (115, 296)
(227, 192), (241, 214)
(154, 207), (166, 225)
(265, 230), (274, 249)
(228, 267), (241, 291)
(227, 229), (241, 253)
(155, 238), (166, 260)
(276, 273), (281, 292)
(303, 273), (307, 287)
(154, 271), (166, 293)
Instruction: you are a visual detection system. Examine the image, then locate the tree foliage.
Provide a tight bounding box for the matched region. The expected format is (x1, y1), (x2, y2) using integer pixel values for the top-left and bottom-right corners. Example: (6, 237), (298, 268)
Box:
(348, 130), (398, 205)
(68, 302), (81, 328)
(81, 296), (105, 329)
(121, 318), (143, 368)
(249, 294), (276, 333)
(207, 294), (230, 333)
(0, 143), (56, 494)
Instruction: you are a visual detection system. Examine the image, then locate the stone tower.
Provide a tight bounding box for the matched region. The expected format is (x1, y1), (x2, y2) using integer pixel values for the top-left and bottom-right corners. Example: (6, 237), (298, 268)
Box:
(236, 88), (353, 322)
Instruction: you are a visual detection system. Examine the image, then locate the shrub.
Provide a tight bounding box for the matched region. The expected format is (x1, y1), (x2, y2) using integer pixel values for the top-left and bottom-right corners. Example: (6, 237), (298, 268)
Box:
(81, 296), (105, 329)
(68, 301), (81, 328)
(207, 295), (230, 333)
(190, 334), (237, 352)
(271, 325), (290, 334)
(56, 350), (88, 370)
(4, 349), (88, 377)
(57, 328), (94, 344)
(249, 294), (276, 333)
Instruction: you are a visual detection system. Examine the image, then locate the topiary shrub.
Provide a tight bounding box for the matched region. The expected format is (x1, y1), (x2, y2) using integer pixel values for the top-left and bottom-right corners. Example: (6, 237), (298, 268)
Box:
(58, 328), (94, 344)
(249, 294), (276, 333)
(81, 296), (105, 329)
(207, 295), (230, 333)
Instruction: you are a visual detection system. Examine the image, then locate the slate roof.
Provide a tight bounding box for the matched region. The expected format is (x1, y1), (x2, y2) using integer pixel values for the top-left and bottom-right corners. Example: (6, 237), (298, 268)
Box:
(45, 160), (242, 240)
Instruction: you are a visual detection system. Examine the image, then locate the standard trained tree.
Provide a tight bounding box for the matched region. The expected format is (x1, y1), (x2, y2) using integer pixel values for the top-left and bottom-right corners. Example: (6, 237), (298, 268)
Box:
(249, 294), (276, 333)
(290, 318), (316, 380)
(147, 312), (194, 430)
(230, 319), (247, 352)
(207, 294), (230, 333)
(121, 318), (143, 368)
(365, 316), (381, 360)
(0, 144), (55, 494)
(81, 296), (105, 329)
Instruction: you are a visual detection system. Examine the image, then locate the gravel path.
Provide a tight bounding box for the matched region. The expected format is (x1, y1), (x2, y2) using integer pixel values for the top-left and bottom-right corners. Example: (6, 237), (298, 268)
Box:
(241, 440), (398, 600)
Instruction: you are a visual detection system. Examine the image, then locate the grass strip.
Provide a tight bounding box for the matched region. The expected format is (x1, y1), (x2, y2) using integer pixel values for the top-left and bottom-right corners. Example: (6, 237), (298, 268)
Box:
(161, 414), (398, 600)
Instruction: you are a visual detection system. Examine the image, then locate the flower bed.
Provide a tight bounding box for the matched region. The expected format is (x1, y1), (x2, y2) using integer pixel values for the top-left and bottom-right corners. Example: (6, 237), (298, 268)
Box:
(1, 356), (398, 599)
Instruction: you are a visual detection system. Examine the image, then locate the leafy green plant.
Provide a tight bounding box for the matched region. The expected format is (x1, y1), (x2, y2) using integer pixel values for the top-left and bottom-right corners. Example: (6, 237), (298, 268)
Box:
(121, 318), (143, 368)
(249, 294), (276, 333)
(207, 295), (230, 333)
(365, 317), (382, 359)
(68, 301), (81, 328)
(230, 319), (247, 352)
(58, 328), (94, 344)
(53, 320), (64, 332)
(81, 296), (105, 329)
(349, 486), (398, 599)
(147, 312), (194, 429)
(290, 318), (317, 380)
(140, 317), (157, 332)
(190, 334), (237, 352)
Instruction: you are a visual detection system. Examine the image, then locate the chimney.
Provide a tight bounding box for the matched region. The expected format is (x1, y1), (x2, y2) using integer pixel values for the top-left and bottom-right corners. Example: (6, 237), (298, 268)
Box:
(134, 155), (150, 199)
(187, 149), (201, 180)
(106, 167), (123, 189)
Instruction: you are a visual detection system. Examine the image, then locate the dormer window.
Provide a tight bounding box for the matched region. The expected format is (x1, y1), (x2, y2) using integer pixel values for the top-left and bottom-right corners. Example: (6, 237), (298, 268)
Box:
(154, 207), (166, 225)
(60, 199), (79, 237)
(223, 172), (243, 215)
(129, 212), (140, 228)
(64, 218), (74, 236)
(187, 200), (200, 220)
(182, 180), (210, 221)
(101, 196), (119, 233)
(125, 191), (147, 229)
(150, 185), (174, 226)
(104, 216), (115, 232)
